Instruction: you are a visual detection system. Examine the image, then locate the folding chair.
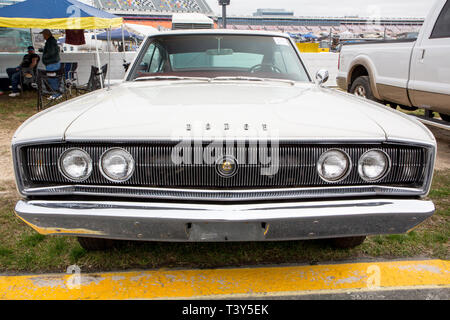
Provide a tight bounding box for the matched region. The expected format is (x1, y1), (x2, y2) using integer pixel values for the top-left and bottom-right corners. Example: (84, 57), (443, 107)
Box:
(11, 56), (41, 94)
(63, 62), (79, 96)
(36, 63), (68, 111)
(20, 56), (40, 93)
(77, 64), (108, 93)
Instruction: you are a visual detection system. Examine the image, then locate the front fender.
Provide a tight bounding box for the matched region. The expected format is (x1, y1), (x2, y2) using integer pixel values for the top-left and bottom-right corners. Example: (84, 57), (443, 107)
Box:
(348, 55), (382, 101)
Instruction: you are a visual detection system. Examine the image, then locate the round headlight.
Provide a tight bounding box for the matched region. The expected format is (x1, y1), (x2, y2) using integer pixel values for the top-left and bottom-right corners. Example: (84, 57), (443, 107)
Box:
(317, 149), (351, 182)
(100, 148), (135, 182)
(358, 150), (390, 181)
(58, 148), (93, 181)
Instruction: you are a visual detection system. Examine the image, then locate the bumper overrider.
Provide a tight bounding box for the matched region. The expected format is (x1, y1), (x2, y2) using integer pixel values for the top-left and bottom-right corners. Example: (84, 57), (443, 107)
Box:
(15, 199), (435, 242)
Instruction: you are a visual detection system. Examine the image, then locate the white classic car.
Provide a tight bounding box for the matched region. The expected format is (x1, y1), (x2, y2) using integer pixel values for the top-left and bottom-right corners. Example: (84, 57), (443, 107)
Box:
(12, 30), (436, 251)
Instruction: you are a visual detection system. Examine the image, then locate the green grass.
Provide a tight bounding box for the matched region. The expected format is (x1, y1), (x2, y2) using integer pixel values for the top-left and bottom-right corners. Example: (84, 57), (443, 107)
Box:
(0, 91), (38, 130)
(0, 92), (448, 273)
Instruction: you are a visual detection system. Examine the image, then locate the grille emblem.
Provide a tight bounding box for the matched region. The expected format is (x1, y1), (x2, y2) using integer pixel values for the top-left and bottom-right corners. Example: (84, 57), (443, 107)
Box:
(216, 156), (238, 178)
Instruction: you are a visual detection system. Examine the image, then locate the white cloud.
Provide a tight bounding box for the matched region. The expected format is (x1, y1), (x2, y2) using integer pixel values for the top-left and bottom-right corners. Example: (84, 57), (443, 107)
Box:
(205, 0), (434, 17)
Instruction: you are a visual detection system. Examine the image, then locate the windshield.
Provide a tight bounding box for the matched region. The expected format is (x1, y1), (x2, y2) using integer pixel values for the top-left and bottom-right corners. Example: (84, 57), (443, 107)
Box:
(129, 34), (310, 82)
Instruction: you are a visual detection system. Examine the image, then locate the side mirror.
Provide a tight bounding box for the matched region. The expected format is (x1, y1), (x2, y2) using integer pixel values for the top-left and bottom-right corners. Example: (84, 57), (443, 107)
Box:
(315, 69), (329, 86)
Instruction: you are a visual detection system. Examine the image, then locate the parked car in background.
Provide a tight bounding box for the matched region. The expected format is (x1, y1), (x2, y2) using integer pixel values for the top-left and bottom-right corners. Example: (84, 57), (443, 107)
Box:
(337, 0), (450, 122)
(13, 30), (436, 251)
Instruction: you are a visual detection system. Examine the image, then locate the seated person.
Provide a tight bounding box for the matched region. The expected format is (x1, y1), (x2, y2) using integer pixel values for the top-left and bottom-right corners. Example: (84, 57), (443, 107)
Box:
(7, 46), (39, 97)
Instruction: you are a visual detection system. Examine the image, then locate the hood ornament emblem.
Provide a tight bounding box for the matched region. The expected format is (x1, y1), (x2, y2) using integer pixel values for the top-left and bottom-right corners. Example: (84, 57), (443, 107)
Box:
(216, 155), (238, 178)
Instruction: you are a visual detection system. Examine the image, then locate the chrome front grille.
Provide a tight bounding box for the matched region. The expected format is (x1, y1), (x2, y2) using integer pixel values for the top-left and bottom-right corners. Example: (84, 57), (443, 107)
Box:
(22, 142), (427, 190)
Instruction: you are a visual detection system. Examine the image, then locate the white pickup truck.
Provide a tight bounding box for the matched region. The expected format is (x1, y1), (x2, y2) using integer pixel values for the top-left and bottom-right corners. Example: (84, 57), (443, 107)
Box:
(337, 0), (450, 122)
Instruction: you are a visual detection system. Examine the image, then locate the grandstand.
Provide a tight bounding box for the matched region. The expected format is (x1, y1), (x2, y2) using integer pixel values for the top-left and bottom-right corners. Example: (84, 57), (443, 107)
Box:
(92, 0), (213, 15)
(86, 1), (423, 37)
(219, 16), (423, 36)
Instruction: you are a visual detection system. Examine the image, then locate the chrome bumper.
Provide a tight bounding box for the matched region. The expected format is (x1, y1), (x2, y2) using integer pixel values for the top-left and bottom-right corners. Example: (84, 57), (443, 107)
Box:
(15, 199), (435, 242)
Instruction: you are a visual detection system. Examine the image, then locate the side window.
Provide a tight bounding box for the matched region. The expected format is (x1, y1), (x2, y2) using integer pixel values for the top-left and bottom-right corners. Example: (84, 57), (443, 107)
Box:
(430, 0), (450, 39)
(139, 43), (166, 73)
(149, 46), (164, 73)
(140, 43), (155, 70)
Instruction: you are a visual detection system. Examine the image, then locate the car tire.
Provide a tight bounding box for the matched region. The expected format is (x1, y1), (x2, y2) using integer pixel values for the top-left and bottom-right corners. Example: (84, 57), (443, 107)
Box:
(398, 105), (418, 112)
(350, 76), (381, 103)
(77, 237), (115, 251)
(440, 113), (450, 122)
(331, 236), (366, 249)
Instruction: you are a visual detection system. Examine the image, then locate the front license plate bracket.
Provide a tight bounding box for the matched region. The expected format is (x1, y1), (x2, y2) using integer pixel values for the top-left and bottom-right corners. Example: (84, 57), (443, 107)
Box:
(187, 222), (267, 241)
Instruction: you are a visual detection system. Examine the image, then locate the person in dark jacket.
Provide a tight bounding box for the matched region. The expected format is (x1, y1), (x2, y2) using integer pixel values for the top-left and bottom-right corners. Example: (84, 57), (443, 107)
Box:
(41, 29), (62, 100)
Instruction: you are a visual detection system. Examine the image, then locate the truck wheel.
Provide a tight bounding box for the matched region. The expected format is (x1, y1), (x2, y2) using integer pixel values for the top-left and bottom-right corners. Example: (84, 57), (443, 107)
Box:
(440, 113), (450, 122)
(398, 105), (418, 112)
(331, 236), (366, 249)
(350, 76), (380, 103)
(77, 237), (115, 251)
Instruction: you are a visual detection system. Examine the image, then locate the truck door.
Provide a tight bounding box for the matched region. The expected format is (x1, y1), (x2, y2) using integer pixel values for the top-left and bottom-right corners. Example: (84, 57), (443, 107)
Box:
(408, 0), (450, 117)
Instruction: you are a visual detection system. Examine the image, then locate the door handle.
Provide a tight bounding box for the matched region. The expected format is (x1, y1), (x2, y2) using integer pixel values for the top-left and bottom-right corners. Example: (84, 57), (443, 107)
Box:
(419, 49), (426, 62)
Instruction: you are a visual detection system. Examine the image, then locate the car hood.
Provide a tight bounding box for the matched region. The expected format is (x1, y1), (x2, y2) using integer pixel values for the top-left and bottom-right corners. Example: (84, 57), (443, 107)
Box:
(13, 81), (435, 145)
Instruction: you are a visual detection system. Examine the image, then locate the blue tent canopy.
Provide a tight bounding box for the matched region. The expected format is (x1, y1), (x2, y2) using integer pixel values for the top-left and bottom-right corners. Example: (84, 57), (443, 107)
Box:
(287, 32), (300, 39)
(302, 33), (318, 39)
(95, 28), (144, 41)
(0, 0), (122, 29)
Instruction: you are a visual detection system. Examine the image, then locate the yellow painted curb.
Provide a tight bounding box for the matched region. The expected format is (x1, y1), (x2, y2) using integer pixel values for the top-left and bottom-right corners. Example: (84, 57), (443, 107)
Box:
(0, 260), (449, 300)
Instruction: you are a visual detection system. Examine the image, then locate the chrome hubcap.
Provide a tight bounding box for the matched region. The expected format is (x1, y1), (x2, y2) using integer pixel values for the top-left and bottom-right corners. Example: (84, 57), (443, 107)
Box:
(355, 85), (367, 98)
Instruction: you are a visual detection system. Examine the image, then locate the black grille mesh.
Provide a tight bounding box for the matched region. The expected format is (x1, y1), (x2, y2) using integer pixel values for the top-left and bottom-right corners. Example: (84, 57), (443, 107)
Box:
(23, 143), (426, 189)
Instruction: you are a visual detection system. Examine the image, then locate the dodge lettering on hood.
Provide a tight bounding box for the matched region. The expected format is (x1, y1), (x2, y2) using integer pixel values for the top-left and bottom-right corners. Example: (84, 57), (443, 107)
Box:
(12, 30), (436, 250)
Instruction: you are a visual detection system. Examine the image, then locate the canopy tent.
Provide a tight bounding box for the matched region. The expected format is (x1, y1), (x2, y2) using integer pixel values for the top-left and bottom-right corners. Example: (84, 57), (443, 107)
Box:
(287, 32), (301, 39)
(0, 0), (122, 29)
(123, 23), (159, 38)
(0, 0), (123, 89)
(95, 28), (144, 41)
(302, 33), (318, 39)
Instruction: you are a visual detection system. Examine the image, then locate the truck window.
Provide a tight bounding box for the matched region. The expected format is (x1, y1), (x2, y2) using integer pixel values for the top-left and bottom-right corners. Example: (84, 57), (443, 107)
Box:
(430, 0), (450, 38)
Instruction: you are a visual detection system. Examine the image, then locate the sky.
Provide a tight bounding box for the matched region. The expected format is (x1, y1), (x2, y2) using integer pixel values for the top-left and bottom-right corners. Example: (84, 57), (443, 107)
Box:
(204, 0), (435, 18)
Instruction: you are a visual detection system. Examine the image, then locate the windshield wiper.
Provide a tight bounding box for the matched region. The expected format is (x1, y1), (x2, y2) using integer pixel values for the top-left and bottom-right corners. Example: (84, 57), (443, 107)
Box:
(211, 76), (265, 82)
(211, 76), (296, 85)
(134, 76), (210, 82)
(134, 75), (297, 85)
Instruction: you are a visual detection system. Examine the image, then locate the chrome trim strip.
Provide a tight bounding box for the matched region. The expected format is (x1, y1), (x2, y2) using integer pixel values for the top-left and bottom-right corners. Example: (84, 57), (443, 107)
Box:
(15, 199), (435, 241)
(22, 184), (426, 201)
